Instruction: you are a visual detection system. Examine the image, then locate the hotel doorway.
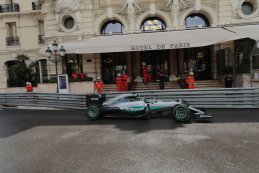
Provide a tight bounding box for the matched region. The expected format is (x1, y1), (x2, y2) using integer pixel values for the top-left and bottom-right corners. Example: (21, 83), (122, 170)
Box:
(102, 52), (127, 84)
(140, 50), (169, 81)
(184, 46), (211, 80)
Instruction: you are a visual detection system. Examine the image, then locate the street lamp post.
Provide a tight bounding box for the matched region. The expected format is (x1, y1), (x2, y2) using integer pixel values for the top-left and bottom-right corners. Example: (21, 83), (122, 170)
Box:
(45, 40), (66, 93)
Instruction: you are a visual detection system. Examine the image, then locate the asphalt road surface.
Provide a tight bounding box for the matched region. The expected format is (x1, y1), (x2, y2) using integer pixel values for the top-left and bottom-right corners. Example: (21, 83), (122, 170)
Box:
(0, 108), (259, 173)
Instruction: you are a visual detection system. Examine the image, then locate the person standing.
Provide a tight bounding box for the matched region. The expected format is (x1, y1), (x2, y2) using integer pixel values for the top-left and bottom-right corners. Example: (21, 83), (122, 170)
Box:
(115, 73), (122, 92)
(121, 71), (128, 91)
(186, 72), (195, 89)
(142, 63), (151, 84)
(94, 77), (104, 94)
(224, 73), (234, 88)
(25, 82), (33, 92)
(159, 68), (166, 89)
(177, 74), (188, 89)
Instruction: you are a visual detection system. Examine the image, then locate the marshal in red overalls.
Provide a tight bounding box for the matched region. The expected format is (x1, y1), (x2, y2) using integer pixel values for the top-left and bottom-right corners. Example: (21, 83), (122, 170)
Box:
(186, 72), (195, 89)
(94, 78), (104, 94)
(143, 65), (151, 84)
(26, 82), (33, 92)
(121, 72), (128, 91)
(115, 74), (122, 92)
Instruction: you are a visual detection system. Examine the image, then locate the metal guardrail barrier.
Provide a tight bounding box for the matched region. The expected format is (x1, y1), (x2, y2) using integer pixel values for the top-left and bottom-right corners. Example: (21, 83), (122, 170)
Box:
(0, 93), (86, 110)
(0, 88), (259, 109)
(105, 88), (259, 109)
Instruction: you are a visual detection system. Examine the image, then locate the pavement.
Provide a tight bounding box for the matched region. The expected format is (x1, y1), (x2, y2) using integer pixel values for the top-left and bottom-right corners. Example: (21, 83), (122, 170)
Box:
(0, 108), (259, 173)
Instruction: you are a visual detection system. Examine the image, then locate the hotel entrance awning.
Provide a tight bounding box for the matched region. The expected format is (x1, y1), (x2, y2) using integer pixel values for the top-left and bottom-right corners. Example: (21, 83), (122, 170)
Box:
(225, 24), (259, 41)
(80, 27), (240, 54)
(39, 25), (259, 54)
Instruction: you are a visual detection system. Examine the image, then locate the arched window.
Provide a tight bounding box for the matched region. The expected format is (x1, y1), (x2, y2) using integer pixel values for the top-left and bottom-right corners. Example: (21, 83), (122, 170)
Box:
(101, 20), (124, 35)
(141, 17), (166, 32)
(185, 13), (210, 28)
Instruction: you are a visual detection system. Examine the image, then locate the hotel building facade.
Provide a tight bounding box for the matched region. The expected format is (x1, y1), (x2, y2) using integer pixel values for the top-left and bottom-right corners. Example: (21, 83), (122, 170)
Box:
(0, 0), (259, 93)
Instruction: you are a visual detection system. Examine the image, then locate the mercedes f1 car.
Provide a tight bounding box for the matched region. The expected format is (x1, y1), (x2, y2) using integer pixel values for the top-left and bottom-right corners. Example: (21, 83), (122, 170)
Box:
(85, 93), (212, 122)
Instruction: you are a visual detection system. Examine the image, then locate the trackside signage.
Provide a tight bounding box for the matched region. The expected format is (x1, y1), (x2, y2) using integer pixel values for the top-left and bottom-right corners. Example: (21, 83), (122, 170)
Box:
(131, 43), (191, 51)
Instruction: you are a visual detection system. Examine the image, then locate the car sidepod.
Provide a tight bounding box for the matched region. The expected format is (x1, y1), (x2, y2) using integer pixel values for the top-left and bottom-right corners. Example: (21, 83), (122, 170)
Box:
(117, 101), (146, 115)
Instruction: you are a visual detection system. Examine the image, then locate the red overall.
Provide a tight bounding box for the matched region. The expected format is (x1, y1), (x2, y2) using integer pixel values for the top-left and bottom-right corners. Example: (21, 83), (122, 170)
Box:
(26, 84), (33, 92)
(186, 75), (195, 89)
(143, 66), (151, 84)
(95, 80), (104, 93)
(116, 76), (122, 92)
(121, 74), (128, 91)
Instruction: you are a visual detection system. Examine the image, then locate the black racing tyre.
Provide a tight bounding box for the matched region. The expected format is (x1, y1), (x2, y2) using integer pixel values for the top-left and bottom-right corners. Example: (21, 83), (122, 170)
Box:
(172, 104), (190, 122)
(86, 105), (102, 120)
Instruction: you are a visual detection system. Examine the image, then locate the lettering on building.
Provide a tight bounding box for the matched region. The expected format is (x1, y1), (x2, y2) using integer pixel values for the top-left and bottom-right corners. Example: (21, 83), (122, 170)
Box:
(131, 43), (191, 51)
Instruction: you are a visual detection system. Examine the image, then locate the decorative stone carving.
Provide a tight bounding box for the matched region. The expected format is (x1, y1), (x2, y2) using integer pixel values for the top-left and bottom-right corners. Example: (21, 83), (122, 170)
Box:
(55, 0), (80, 13)
(203, 0), (217, 11)
(231, 0), (259, 19)
(92, 0), (108, 9)
(165, 0), (192, 12)
(166, 0), (191, 27)
(232, 0), (241, 19)
(195, 0), (201, 11)
(54, 0), (82, 32)
(121, 0), (141, 15)
(121, 0), (141, 32)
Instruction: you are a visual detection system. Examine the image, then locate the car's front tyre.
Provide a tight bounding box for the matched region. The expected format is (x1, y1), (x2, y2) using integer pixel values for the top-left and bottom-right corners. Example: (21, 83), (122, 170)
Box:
(172, 104), (190, 122)
(86, 105), (102, 120)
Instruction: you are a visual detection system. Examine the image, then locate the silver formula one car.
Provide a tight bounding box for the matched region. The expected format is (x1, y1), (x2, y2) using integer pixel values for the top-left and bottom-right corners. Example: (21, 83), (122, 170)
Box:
(85, 93), (212, 122)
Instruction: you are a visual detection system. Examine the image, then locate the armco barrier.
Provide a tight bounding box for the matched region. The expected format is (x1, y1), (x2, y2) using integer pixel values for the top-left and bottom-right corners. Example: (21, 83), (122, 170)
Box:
(105, 88), (259, 109)
(0, 93), (86, 109)
(0, 88), (259, 109)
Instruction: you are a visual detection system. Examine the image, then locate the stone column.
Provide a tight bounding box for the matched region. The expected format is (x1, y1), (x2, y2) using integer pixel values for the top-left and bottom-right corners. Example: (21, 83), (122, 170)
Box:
(179, 49), (185, 73)
(135, 52), (142, 82)
(168, 49), (177, 81)
(126, 52), (132, 77)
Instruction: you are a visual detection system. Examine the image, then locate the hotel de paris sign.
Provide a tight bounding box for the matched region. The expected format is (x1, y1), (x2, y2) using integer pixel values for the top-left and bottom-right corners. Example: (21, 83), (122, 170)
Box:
(131, 42), (191, 51)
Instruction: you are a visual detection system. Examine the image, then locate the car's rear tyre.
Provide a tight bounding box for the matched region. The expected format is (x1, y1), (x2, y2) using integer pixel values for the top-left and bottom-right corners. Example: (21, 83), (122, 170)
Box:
(86, 105), (102, 120)
(172, 104), (190, 122)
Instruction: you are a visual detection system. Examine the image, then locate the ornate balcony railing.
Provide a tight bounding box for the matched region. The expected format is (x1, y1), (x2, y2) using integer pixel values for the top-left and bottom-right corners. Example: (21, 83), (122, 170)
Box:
(6, 37), (20, 46)
(38, 35), (45, 44)
(0, 3), (20, 13)
(32, 1), (42, 10)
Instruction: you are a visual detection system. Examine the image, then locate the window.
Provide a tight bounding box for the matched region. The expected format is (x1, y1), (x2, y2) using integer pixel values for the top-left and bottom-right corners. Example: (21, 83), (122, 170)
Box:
(38, 20), (45, 44)
(242, 1), (254, 15)
(185, 14), (210, 28)
(101, 20), (124, 35)
(141, 17), (166, 32)
(6, 22), (17, 37)
(64, 17), (75, 29)
(6, 22), (19, 46)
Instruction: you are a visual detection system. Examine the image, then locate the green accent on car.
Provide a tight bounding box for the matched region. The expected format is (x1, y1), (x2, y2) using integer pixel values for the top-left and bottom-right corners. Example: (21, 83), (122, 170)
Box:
(149, 105), (167, 111)
(123, 106), (145, 113)
(88, 106), (98, 118)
